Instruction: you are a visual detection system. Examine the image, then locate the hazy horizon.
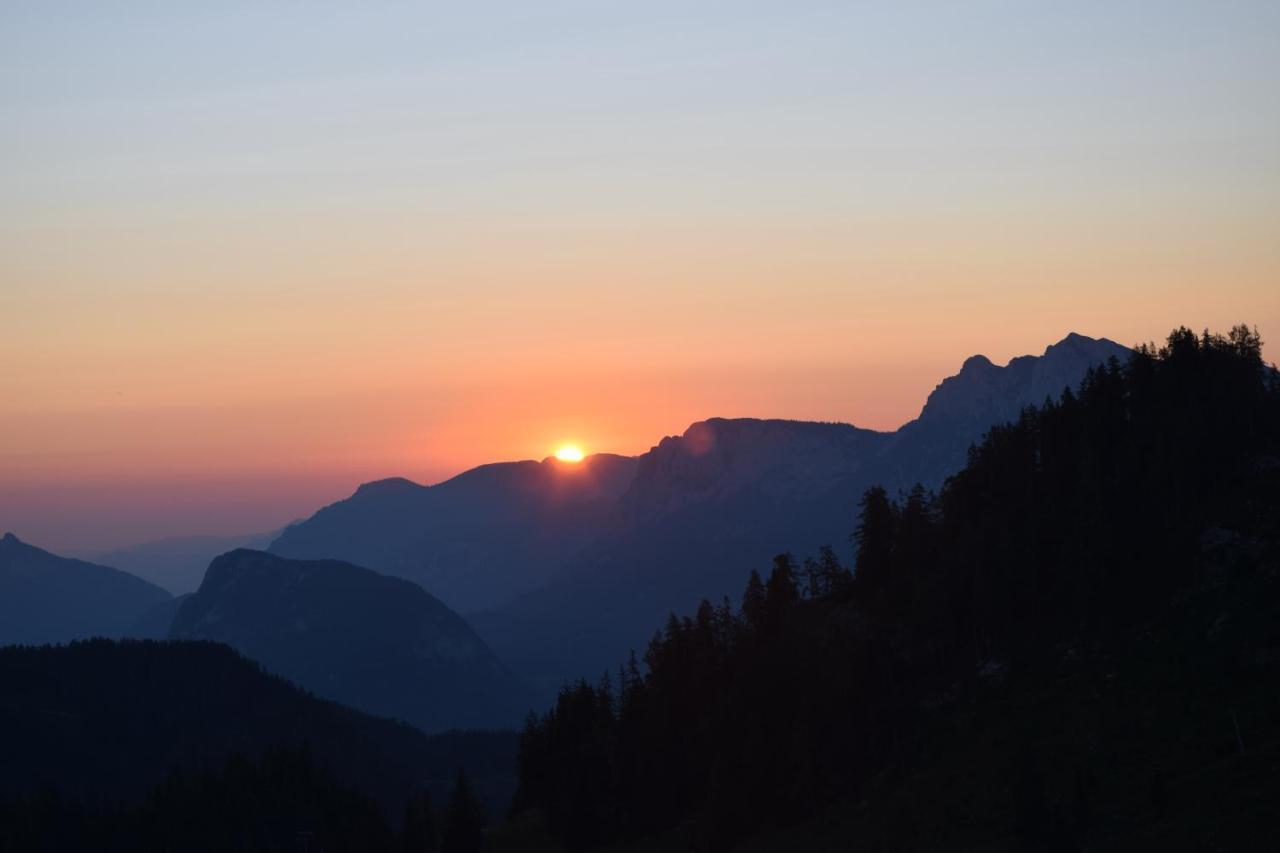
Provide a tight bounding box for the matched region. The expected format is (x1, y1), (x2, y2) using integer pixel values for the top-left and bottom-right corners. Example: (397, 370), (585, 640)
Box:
(0, 327), (1240, 554)
(4, 2), (1278, 552)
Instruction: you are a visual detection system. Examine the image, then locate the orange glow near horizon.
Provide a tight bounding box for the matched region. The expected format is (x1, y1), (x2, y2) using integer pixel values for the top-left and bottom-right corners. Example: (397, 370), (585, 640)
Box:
(554, 445), (585, 463)
(2, 4), (1278, 553)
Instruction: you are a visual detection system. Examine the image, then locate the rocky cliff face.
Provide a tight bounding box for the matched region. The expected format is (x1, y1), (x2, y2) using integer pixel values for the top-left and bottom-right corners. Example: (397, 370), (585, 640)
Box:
(878, 333), (1131, 487)
(618, 418), (889, 523)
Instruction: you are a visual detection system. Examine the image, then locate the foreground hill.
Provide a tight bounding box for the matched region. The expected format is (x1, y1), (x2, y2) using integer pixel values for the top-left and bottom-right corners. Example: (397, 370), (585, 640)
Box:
(0, 533), (170, 645)
(506, 326), (1279, 851)
(0, 639), (517, 847)
(170, 549), (536, 731)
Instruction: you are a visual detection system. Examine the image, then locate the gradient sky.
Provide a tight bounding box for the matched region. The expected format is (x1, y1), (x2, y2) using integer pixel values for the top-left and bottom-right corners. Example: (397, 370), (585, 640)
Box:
(3, 2), (1279, 551)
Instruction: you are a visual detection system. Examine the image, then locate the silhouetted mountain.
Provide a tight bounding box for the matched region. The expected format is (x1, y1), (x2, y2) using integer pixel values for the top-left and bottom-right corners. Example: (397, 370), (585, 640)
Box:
(87, 529), (281, 595)
(268, 334), (1129, 687)
(0, 639), (518, 831)
(472, 420), (888, 686)
(619, 418), (888, 522)
(476, 335), (1130, 685)
(505, 325), (1280, 852)
(269, 453), (638, 612)
(878, 331), (1130, 486)
(0, 533), (171, 645)
(169, 549), (535, 731)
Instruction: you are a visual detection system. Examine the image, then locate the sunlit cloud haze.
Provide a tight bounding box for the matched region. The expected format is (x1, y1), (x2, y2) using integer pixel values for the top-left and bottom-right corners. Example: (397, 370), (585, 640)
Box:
(3, 2), (1279, 550)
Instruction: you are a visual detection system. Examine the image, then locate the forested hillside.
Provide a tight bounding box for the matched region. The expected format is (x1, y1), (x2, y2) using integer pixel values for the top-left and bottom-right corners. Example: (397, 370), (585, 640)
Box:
(0, 639), (516, 849)
(509, 327), (1280, 851)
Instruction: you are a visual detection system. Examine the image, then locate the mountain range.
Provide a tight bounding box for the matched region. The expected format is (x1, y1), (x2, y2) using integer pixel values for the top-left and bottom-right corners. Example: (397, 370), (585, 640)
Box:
(3, 333), (1130, 691)
(0, 534), (534, 732)
(269, 333), (1130, 685)
(270, 454), (638, 612)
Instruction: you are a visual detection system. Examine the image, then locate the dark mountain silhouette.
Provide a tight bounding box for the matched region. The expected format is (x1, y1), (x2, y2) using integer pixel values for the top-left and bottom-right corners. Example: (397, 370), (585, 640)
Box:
(475, 334), (1131, 685)
(0, 639), (518, 838)
(87, 529), (281, 595)
(506, 325), (1279, 851)
(472, 420), (889, 686)
(0, 533), (171, 645)
(169, 549), (535, 732)
(877, 331), (1130, 486)
(269, 453), (638, 612)
(264, 334), (1128, 686)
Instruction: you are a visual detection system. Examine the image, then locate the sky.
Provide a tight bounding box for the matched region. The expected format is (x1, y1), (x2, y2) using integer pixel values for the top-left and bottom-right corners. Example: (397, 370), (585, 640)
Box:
(3, 1), (1279, 552)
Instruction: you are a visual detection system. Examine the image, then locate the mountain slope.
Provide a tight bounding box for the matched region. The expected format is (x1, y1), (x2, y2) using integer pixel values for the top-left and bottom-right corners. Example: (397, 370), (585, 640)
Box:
(169, 549), (535, 731)
(475, 334), (1130, 685)
(876, 331), (1130, 487)
(87, 529), (281, 595)
(266, 333), (1130, 687)
(269, 453), (638, 612)
(0, 639), (518, 822)
(125, 593), (191, 639)
(0, 533), (171, 645)
(472, 419), (888, 684)
(504, 325), (1280, 852)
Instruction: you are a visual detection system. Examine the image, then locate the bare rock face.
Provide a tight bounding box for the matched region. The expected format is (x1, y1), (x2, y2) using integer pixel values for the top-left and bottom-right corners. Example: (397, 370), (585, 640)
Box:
(882, 333), (1131, 486)
(916, 333), (1129, 428)
(619, 418), (889, 523)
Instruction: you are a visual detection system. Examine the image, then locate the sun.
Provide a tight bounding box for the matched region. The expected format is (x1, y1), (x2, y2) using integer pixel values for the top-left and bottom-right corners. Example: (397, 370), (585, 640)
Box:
(554, 444), (585, 463)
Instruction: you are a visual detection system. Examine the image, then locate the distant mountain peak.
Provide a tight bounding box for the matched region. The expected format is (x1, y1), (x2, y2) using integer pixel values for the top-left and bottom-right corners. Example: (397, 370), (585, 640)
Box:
(172, 549), (532, 731)
(1043, 331), (1125, 358)
(917, 333), (1130, 424)
(960, 354), (996, 371)
(1, 535), (170, 645)
(352, 476), (423, 498)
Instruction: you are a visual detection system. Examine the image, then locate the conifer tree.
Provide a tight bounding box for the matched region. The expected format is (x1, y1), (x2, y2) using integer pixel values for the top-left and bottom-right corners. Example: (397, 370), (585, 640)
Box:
(853, 485), (896, 596)
(740, 569), (767, 632)
(440, 770), (483, 853)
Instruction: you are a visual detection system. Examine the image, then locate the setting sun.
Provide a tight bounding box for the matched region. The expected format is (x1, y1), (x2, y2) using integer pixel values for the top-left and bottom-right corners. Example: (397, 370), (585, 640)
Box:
(554, 445), (585, 463)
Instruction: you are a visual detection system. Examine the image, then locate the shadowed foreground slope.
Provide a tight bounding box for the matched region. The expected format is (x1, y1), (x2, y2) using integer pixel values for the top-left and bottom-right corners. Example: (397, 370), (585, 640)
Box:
(0, 639), (517, 840)
(505, 326), (1280, 852)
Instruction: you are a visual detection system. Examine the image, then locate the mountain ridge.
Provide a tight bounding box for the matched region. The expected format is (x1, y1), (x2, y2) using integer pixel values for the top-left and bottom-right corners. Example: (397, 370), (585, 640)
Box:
(169, 549), (536, 732)
(264, 332), (1131, 685)
(0, 532), (171, 645)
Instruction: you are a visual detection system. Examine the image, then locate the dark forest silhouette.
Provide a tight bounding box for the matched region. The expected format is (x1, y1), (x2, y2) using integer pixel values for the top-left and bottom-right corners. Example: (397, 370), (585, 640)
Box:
(2, 748), (488, 853)
(0, 640), (510, 851)
(510, 326), (1279, 850)
(2, 325), (1277, 850)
